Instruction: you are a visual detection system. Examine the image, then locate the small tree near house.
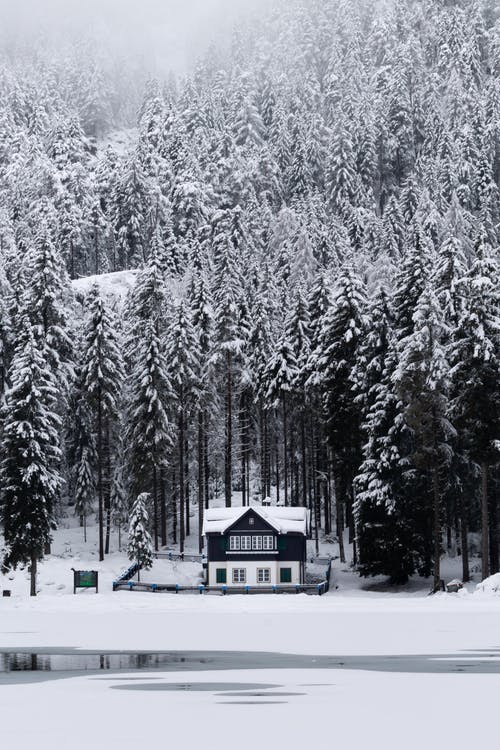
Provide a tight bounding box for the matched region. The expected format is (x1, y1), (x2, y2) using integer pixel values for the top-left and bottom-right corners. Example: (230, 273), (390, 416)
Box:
(127, 493), (153, 582)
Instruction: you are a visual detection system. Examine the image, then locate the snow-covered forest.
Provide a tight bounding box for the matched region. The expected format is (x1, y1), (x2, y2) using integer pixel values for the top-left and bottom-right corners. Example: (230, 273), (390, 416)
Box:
(0, 0), (498, 592)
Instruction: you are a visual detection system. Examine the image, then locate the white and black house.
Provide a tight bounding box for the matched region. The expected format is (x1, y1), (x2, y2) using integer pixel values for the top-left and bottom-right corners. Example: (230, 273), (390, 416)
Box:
(202, 506), (310, 587)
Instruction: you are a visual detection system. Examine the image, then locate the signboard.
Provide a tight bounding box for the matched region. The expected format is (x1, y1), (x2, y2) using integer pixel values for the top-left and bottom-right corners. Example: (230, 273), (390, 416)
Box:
(72, 569), (98, 594)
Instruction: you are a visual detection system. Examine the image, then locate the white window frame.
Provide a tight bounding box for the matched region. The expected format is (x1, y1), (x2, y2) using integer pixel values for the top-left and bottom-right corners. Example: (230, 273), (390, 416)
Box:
(232, 568), (246, 584)
(263, 535), (274, 550)
(240, 536), (252, 551)
(252, 536), (263, 550)
(229, 536), (240, 551)
(257, 568), (271, 583)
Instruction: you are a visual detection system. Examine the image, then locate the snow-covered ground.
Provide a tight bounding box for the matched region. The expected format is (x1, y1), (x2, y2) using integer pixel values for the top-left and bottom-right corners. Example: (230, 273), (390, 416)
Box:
(1, 511), (499, 750)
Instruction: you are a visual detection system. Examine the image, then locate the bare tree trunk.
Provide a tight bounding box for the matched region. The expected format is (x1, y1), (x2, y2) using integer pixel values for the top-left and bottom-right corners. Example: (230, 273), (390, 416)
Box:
(204, 426), (209, 511)
(264, 409), (271, 497)
(225, 352), (232, 507)
(30, 553), (37, 597)
(432, 462), (441, 592)
(301, 412), (307, 507)
(459, 492), (470, 583)
(104, 420), (112, 555)
(198, 411), (204, 553)
(335, 474), (346, 564)
(259, 401), (267, 500)
(160, 467), (167, 547)
(179, 409), (185, 553)
(185, 436), (190, 538)
(489, 478), (498, 574)
(283, 394), (288, 507)
(97, 388), (104, 562)
(172, 468), (177, 545)
(275, 427), (280, 505)
(481, 462), (489, 581)
(153, 464), (159, 551)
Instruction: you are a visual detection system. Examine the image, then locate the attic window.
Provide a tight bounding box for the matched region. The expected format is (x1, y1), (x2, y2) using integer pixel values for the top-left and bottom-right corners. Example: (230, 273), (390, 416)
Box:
(249, 517), (255, 526)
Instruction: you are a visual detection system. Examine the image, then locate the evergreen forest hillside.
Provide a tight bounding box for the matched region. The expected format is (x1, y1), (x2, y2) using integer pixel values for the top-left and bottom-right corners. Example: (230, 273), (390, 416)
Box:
(0, 0), (498, 590)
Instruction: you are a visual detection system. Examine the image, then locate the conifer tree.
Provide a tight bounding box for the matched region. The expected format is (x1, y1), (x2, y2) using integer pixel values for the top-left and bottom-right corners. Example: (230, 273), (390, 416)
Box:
(128, 493), (154, 582)
(394, 287), (455, 592)
(126, 318), (173, 550)
(165, 301), (200, 552)
(80, 285), (124, 560)
(451, 239), (500, 579)
(0, 317), (61, 596)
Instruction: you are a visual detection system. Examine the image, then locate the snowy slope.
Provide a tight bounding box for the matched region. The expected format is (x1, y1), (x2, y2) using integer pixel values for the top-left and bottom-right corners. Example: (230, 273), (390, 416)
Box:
(72, 269), (138, 301)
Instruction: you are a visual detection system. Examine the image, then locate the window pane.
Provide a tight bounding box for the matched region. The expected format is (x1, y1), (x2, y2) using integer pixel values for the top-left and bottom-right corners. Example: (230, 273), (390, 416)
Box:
(241, 536), (251, 551)
(252, 536), (263, 550)
(229, 536), (240, 551)
(263, 535), (274, 550)
(257, 568), (270, 583)
(232, 569), (246, 583)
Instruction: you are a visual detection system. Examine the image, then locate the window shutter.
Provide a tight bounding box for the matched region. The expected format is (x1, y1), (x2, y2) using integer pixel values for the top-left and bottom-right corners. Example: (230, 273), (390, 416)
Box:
(277, 536), (287, 551)
(220, 537), (228, 552)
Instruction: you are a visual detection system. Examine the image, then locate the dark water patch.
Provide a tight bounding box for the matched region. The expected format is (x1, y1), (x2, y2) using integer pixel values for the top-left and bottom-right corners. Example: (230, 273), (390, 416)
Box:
(219, 691), (303, 697)
(218, 701), (288, 705)
(1, 648), (500, 685)
(110, 682), (280, 692)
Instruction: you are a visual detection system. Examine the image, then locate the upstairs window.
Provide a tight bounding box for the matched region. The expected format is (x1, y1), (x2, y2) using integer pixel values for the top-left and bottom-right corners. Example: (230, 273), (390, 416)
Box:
(228, 534), (276, 551)
(240, 536), (252, 551)
(263, 535), (274, 550)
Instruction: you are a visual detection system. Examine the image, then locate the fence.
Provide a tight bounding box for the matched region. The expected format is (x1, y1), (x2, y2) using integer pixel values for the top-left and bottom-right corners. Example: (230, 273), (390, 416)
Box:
(112, 581), (329, 595)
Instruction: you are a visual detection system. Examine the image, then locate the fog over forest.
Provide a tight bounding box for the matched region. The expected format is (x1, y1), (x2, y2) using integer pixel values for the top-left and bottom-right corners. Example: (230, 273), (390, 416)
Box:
(0, 0), (268, 73)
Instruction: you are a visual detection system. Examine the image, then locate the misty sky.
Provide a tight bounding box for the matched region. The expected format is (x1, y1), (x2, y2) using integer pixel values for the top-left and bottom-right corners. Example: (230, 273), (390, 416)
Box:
(0, 0), (268, 72)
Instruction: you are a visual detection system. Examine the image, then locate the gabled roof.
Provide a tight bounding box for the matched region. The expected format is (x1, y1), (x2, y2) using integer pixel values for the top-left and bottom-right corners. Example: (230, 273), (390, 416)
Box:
(202, 506), (310, 536)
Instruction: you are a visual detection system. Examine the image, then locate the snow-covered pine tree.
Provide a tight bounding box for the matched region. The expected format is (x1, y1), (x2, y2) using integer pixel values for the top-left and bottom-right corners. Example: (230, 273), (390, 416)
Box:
(23, 218), (74, 392)
(263, 334), (298, 507)
(126, 318), (173, 551)
(211, 209), (247, 507)
(394, 286), (455, 592)
(127, 493), (154, 582)
(355, 290), (419, 583)
(80, 285), (124, 560)
(165, 301), (200, 553)
(309, 264), (367, 559)
(72, 399), (95, 543)
(0, 316), (61, 596)
(450, 237), (500, 579)
(190, 272), (214, 549)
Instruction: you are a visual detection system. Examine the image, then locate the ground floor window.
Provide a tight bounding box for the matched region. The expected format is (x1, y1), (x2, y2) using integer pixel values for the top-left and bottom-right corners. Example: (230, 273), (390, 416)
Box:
(232, 568), (246, 584)
(280, 567), (292, 583)
(216, 568), (227, 584)
(257, 568), (271, 583)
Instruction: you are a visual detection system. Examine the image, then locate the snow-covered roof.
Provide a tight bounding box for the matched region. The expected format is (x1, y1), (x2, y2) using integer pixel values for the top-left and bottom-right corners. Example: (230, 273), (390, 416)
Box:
(202, 506), (310, 536)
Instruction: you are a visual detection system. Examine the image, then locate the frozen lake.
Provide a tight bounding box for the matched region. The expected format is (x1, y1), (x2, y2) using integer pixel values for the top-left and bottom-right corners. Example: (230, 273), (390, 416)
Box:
(1, 592), (499, 749)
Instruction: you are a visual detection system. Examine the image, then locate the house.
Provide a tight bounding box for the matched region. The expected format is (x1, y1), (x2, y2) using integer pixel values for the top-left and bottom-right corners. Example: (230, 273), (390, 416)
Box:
(202, 506), (310, 587)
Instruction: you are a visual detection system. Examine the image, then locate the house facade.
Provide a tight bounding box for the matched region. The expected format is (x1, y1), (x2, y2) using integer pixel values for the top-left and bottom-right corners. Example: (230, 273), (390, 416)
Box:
(203, 506), (310, 587)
